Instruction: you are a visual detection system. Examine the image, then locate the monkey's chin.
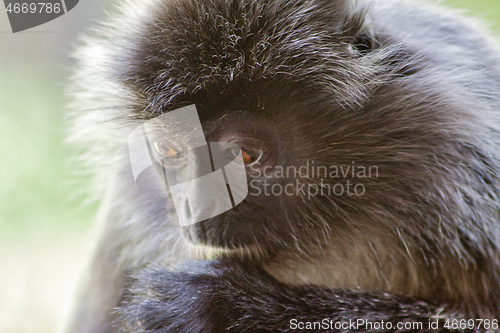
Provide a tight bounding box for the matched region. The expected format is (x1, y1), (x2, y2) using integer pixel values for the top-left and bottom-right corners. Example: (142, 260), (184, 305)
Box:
(184, 241), (269, 261)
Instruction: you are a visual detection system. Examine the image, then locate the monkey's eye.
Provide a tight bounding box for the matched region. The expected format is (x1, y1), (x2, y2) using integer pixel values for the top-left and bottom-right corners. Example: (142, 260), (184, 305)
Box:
(153, 141), (180, 158)
(239, 147), (264, 165)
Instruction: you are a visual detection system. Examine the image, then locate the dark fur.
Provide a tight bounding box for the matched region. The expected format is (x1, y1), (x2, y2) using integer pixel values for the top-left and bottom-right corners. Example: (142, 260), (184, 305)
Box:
(119, 259), (462, 333)
(66, 0), (500, 332)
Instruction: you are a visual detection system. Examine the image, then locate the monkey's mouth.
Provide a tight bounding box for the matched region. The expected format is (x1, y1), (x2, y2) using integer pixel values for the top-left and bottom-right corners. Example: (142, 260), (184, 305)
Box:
(184, 240), (269, 261)
(182, 216), (270, 249)
(181, 202), (290, 250)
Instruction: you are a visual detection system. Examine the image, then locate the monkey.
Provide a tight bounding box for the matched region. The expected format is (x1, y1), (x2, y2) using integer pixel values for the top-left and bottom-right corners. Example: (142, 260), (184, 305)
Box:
(65, 0), (500, 332)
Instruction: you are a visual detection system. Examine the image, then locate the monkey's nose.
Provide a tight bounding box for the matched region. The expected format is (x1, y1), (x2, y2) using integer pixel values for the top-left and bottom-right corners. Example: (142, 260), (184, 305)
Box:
(170, 171), (233, 226)
(184, 199), (193, 220)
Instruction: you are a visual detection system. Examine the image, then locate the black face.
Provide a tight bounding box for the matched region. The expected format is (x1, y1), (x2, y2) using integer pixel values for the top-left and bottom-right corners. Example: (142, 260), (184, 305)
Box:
(148, 89), (347, 249)
(143, 82), (410, 250)
(120, 0), (442, 251)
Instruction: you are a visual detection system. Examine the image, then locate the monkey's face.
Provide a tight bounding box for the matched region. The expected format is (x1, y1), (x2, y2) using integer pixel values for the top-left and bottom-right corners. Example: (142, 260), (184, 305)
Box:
(142, 84), (394, 251)
(140, 88), (345, 249)
(177, 96), (339, 250)
(120, 0), (442, 252)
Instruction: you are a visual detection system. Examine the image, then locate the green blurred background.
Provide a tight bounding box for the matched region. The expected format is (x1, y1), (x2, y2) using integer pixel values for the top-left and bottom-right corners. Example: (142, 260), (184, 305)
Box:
(0, 1), (499, 332)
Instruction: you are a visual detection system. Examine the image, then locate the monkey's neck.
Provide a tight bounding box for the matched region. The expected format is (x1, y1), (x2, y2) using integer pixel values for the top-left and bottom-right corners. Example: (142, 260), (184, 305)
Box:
(181, 232), (497, 317)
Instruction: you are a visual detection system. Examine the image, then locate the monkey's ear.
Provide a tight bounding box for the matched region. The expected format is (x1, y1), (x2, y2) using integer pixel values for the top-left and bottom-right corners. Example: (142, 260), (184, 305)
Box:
(316, 0), (377, 55)
(351, 27), (378, 54)
(344, 9), (378, 55)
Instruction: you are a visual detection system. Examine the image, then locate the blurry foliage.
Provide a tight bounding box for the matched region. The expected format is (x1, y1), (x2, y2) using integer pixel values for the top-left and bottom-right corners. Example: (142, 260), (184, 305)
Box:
(0, 62), (97, 242)
(445, 0), (500, 31)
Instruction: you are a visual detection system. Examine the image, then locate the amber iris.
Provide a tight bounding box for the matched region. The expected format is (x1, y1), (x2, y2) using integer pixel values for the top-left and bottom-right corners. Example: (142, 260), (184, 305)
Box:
(154, 141), (179, 158)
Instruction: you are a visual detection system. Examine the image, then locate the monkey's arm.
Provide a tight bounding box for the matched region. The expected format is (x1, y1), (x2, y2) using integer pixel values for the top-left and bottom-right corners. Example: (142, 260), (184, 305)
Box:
(116, 259), (477, 333)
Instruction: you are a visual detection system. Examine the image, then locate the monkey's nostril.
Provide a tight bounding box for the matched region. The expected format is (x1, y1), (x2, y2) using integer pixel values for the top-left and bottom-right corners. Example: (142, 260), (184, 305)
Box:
(184, 199), (192, 220)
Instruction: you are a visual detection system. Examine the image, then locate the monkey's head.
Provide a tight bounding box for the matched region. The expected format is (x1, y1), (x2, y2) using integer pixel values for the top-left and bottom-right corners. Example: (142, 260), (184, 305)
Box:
(77, 0), (500, 259)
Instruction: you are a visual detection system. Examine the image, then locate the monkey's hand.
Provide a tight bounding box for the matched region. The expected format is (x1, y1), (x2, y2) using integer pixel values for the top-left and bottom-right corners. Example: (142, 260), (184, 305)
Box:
(116, 259), (479, 333)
